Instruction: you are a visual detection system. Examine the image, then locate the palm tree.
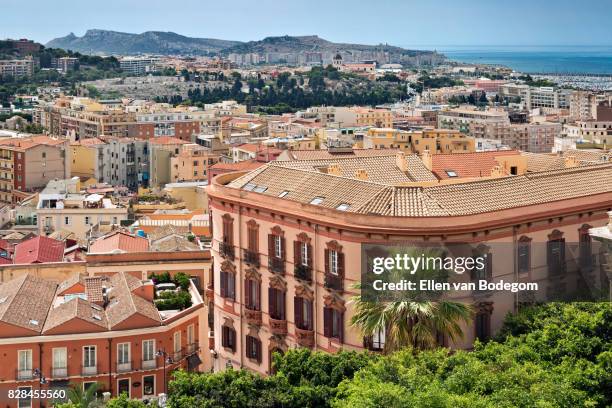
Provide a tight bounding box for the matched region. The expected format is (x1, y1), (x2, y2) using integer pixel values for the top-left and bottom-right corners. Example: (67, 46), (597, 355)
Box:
(65, 382), (101, 408)
(351, 295), (473, 353)
(352, 247), (473, 353)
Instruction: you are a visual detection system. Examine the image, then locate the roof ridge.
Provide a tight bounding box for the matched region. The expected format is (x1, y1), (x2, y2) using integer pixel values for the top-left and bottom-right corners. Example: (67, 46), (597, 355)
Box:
(266, 163), (389, 187)
(525, 162), (612, 179)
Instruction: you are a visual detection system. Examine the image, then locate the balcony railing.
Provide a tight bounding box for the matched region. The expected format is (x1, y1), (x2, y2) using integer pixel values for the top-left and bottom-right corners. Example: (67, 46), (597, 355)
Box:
(141, 359), (157, 370)
(295, 327), (315, 348)
(324, 273), (343, 291)
(245, 308), (262, 325)
(294, 264), (312, 282)
(173, 350), (183, 362)
(269, 317), (288, 335)
(81, 365), (97, 376)
(116, 360), (132, 373)
(52, 366), (68, 378)
(243, 249), (260, 267)
(16, 369), (33, 380)
(268, 257), (285, 275)
(186, 343), (198, 355)
(219, 242), (235, 260)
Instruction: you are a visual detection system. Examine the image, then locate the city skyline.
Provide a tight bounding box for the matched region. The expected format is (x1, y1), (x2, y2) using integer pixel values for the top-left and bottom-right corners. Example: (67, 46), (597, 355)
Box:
(2, 0), (612, 47)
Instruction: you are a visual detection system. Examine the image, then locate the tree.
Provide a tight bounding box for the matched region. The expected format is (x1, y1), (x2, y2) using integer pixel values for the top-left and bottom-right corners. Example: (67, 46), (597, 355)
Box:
(106, 393), (146, 408)
(479, 91), (488, 105)
(59, 382), (102, 408)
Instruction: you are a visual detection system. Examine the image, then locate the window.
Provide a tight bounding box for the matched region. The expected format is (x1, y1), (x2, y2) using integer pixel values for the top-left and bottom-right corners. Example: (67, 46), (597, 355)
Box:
(268, 287), (286, 320)
(310, 196), (324, 205)
(187, 324), (195, 350)
(17, 386), (31, 408)
(245, 279), (260, 310)
(142, 340), (155, 363)
(220, 270), (235, 300)
(17, 349), (32, 379)
(475, 311), (491, 341)
(143, 375), (155, 396)
(547, 231), (566, 275)
(64, 216), (71, 225)
(445, 170), (458, 178)
(173, 331), (181, 354)
(83, 346), (96, 374)
(52, 347), (67, 376)
(274, 235), (282, 258)
(278, 190), (289, 198)
(245, 335), (262, 362)
(84, 216), (90, 225)
(247, 222), (258, 253)
(323, 307), (343, 340)
(336, 203), (350, 211)
(117, 378), (130, 398)
(294, 297), (313, 330)
(579, 225), (593, 268)
(517, 237), (531, 274)
(117, 343), (130, 366)
(112, 217), (118, 224)
(300, 242), (309, 266)
(329, 250), (338, 275)
(221, 326), (236, 351)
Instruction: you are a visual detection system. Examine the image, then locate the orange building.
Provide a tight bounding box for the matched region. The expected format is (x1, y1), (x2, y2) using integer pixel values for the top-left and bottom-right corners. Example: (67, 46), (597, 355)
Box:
(206, 156), (611, 375)
(0, 271), (203, 407)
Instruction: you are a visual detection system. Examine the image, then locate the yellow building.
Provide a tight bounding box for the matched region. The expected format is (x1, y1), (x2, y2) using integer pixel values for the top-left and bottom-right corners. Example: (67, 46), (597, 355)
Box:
(170, 143), (219, 183)
(363, 128), (475, 154)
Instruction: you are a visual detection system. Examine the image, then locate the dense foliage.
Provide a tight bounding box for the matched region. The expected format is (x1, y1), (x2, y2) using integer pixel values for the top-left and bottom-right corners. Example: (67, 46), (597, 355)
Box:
(165, 302), (610, 408)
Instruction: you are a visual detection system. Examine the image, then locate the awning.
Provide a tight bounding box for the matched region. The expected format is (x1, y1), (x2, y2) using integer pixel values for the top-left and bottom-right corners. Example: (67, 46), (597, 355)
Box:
(187, 354), (202, 371)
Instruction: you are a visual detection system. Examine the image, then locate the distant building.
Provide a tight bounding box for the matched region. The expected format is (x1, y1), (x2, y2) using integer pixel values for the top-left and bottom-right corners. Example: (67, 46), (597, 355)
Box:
(119, 57), (159, 75)
(0, 56), (35, 78)
(51, 57), (78, 73)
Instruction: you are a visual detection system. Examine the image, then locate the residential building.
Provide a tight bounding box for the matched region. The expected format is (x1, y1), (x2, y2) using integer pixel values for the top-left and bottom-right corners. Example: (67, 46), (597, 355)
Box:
(148, 137), (189, 188)
(170, 144), (219, 183)
(0, 271), (203, 406)
(499, 84), (572, 111)
(119, 57), (160, 75)
(362, 128), (475, 154)
(36, 177), (128, 239)
(207, 155), (611, 375)
(0, 57), (35, 78)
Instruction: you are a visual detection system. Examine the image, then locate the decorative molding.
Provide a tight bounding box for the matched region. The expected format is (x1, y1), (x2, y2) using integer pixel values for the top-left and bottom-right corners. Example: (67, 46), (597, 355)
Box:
(474, 301), (494, 314)
(220, 260), (236, 274)
(270, 225), (284, 236)
(295, 284), (314, 301)
(323, 293), (346, 311)
(269, 274), (287, 291)
(326, 240), (343, 252)
(548, 229), (564, 241)
(245, 267), (261, 282)
(296, 232), (311, 243)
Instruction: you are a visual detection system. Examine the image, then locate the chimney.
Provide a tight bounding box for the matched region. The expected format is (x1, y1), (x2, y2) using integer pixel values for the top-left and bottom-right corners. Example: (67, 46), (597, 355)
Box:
(490, 164), (504, 178)
(355, 169), (368, 180)
(102, 285), (109, 307)
(564, 155), (578, 168)
(396, 151), (408, 172)
(327, 163), (342, 176)
(421, 149), (432, 171)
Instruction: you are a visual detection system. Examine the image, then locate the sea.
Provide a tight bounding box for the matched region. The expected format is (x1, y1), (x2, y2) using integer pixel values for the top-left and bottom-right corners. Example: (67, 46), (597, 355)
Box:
(404, 45), (612, 75)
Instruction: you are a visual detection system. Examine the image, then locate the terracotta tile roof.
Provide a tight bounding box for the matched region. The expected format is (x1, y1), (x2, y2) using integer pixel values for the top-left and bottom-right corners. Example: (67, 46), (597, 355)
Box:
(85, 277), (105, 303)
(209, 160), (264, 172)
(149, 136), (189, 145)
(275, 154), (436, 183)
(43, 297), (108, 333)
(0, 274), (56, 334)
(89, 231), (149, 254)
(150, 234), (200, 252)
(281, 148), (400, 161)
(77, 137), (107, 146)
(227, 161), (612, 217)
(13, 236), (65, 264)
(431, 151), (521, 179)
(105, 273), (161, 329)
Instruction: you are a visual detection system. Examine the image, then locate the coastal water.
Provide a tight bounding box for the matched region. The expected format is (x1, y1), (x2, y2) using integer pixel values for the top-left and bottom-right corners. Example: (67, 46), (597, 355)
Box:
(406, 45), (612, 75)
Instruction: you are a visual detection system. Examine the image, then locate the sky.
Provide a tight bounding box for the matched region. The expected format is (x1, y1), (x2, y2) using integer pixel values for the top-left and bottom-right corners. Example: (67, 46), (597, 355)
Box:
(2, 0), (612, 48)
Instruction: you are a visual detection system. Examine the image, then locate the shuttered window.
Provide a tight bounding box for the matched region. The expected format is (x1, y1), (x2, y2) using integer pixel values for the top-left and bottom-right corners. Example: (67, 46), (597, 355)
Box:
(221, 326), (236, 351)
(323, 307), (343, 341)
(294, 297), (313, 331)
(268, 288), (286, 320)
(245, 335), (262, 363)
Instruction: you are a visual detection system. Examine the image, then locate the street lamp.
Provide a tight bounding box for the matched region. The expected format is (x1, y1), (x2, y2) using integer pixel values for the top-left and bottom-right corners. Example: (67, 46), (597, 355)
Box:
(32, 368), (46, 384)
(156, 349), (173, 395)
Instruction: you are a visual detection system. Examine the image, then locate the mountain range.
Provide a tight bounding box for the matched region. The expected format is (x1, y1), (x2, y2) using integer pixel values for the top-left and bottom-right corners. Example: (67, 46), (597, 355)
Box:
(46, 30), (439, 60)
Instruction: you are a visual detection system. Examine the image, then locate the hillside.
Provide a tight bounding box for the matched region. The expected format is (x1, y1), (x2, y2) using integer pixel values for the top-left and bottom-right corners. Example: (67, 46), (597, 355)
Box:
(46, 31), (441, 62)
(46, 29), (242, 55)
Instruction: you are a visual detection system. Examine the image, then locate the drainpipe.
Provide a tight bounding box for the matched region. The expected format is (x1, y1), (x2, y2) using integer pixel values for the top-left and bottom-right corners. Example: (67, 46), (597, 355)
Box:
(38, 342), (43, 408)
(313, 224), (319, 351)
(107, 338), (113, 396)
(512, 225), (518, 314)
(238, 206), (244, 368)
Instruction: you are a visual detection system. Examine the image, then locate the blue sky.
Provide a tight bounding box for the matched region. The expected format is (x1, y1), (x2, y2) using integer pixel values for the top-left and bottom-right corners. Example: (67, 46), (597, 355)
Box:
(2, 0), (612, 47)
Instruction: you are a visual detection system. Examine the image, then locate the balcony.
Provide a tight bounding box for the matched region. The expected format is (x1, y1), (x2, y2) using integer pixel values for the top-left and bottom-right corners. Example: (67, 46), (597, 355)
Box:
(324, 273), (343, 292)
(243, 250), (260, 267)
(16, 369), (33, 380)
(81, 365), (97, 376)
(206, 283), (214, 301)
(52, 366), (68, 378)
(294, 264), (312, 283)
(268, 257), (285, 275)
(245, 308), (262, 325)
(173, 350), (183, 361)
(186, 343), (198, 355)
(269, 317), (288, 335)
(219, 242), (235, 260)
(141, 359), (157, 370)
(116, 360), (132, 373)
(295, 327), (315, 348)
